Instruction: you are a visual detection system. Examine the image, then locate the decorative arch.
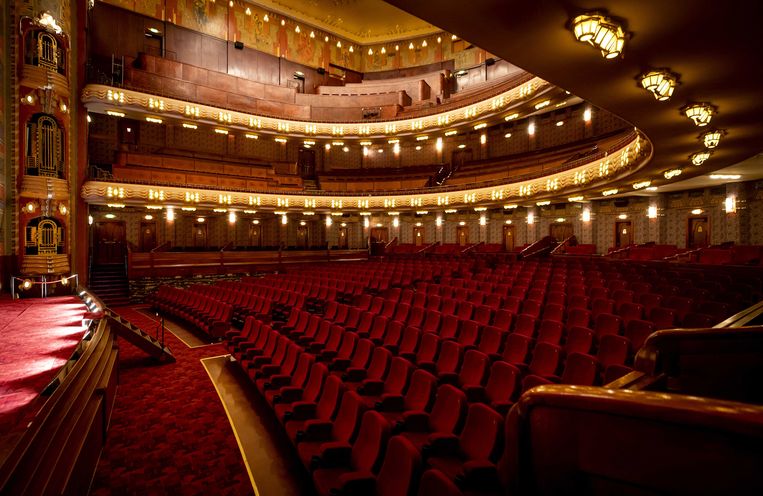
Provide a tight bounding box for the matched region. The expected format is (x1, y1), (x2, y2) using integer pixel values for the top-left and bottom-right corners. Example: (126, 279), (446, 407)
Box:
(25, 216), (65, 255)
(25, 113), (65, 179)
(24, 28), (66, 75)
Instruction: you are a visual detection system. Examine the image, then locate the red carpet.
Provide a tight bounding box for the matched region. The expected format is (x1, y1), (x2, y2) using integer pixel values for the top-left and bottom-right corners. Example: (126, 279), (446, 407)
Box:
(91, 307), (254, 496)
(0, 295), (87, 434)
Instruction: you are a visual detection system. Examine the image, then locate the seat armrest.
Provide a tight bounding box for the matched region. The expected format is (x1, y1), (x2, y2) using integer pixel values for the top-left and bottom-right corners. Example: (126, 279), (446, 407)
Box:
(299, 420), (333, 442)
(316, 442), (352, 468)
(376, 393), (404, 412)
(425, 433), (460, 457)
(336, 470), (376, 496)
(400, 410), (431, 432)
(274, 387), (303, 404)
(266, 374), (293, 389)
(358, 379), (384, 396)
(284, 401), (317, 421)
(343, 368), (367, 382)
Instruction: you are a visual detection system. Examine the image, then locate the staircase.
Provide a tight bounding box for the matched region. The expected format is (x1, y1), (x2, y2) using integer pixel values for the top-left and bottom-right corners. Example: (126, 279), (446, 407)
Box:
(89, 264), (130, 307)
(106, 310), (175, 362)
(303, 178), (320, 191)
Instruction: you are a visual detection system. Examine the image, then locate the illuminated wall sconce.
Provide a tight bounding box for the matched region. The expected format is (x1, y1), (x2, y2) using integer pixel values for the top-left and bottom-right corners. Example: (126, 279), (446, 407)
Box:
(691, 151), (711, 165)
(144, 214), (153, 221)
(682, 102), (715, 126)
(252, 219), (260, 225)
(691, 208), (703, 215)
(480, 134), (487, 145)
(618, 213), (628, 220)
(702, 129), (725, 149)
(458, 221), (466, 226)
(664, 169), (682, 179)
(392, 217), (399, 228)
(571, 12), (627, 59)
(582, 208), (591, 222)
(393, 143), (401, 154)
(325, 215), (333, 227)
(105, 213), (116, 219)
(166, 207), (175, 222)
(435, 137), (443, 152)
(536, 200), (551, 206)
(88, 215), (94, 225)
(527, 212), (535, 225)
(568, 196), (584, 202)
(632, 181), (652, 190)
(528, 122), (535, 136)
(639, 69), (678, 101)
(228, 211), (237, 224)
(196, 217), (205, 223)
(281, 214), (288, 225)
(556, 217), (566, 223)
(583, 108), (592, 122)
(725, 196), (737, 213)
(364, 217), (370, 228)
(505, 219), (513, 225)
(436, 216), (443, 227)
(479, 215), (487, 226)
(647, 205), (658, 218)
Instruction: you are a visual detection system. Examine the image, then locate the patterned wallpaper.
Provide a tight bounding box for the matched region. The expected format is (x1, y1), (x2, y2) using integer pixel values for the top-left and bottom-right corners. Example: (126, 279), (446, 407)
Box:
(98, 0), (487, 73)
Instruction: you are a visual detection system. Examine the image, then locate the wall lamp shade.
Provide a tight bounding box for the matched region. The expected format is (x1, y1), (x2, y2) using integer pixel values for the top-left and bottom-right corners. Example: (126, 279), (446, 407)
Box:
(572, 13), (626, 59)
(640, 70), (677, 101)
(683, 103), (715, 126)
(702, 129), (725, 149)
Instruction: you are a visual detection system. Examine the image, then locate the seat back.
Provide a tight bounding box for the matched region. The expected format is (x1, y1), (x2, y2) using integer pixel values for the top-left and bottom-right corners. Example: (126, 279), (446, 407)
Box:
(302, 362), (328, 402)
(376, 436), (421, 496)
(404, 369), (438, 411)
(367, 347), (393, 381)
(560, 352), (599, 386)
(436, 340), (462, 376)
(416, 332), (440, 364)
(537, 320), (564, 345)
(459, 404), (504, 462)
(385, 357), (414, 395)
(513, 314), (537, 337)
(459, 349), (489, 388)
(625, 319), (656, 350)
(502, 333), (532, 364)
(528, 342), (562, 377)
(493, 309), (514, 332)
(349, 338), (374, 369)
(597, 334), (630, 368)
(399, 326), (421, 356)
(351, 411), (392, 472)
(486, 361), (519, 405)
(417, 469), (463, 496)
(565, 326), (594, 354)
(316, 375), (345, 421)
(331, 391), (366, 443)
(478, 325), (506, 356)
(335, 331), (358, 361)
(429, 385), (467, 435)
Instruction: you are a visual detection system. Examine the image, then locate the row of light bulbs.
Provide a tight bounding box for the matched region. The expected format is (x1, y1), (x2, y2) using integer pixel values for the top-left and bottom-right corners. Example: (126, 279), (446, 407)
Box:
(571, 11), (728, 196)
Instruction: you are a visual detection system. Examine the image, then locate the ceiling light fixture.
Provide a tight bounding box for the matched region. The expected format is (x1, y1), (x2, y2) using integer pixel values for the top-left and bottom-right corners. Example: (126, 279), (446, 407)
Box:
(664, 169), (682, 179)
(702, 129), (725, 149)
(639, 69), (678, 101)
(571, 12), (627, 59)
(691, 151), (711, 165)
(602, 188), (619, 196)
(633, 181), (652, 190)
(709, 174), (741, 180)
(683, 102), (715, 126)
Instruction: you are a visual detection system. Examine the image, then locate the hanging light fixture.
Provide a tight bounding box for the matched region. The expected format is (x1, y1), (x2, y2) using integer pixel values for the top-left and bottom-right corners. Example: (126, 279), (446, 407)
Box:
(702, 129), (725, 149)
(571, 12), (626, 59)
(683, 103), (715, 126)
(691, 151), (712, 165)
(664, 168), (682, 179)
(639, 69), (678, 101)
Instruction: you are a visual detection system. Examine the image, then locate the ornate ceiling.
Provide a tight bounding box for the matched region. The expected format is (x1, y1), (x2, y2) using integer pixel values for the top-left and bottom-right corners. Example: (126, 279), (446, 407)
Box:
(248, 0), (441, 43)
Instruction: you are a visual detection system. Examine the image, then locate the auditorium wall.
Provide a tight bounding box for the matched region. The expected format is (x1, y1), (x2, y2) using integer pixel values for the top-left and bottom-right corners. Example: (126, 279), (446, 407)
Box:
(94, 0), (487, 74)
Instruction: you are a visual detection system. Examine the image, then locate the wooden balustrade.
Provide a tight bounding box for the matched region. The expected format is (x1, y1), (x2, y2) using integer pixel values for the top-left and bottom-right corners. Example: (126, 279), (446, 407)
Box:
(127, 249), (369, 279)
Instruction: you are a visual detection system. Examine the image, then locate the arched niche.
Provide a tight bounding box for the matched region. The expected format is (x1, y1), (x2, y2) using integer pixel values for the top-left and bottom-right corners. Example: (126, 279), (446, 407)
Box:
(25, 216), (65, 255)
(24, 28), (67, 76)
(25, 113), (65, 179)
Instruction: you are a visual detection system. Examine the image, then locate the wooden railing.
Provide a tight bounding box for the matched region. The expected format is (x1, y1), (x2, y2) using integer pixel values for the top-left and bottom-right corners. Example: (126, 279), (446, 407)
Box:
(0, 290), (118, 495)
(128, 249), (369, 279)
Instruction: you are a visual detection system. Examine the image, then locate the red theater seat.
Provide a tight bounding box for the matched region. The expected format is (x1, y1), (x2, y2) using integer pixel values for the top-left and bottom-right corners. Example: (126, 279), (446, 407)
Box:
(399, 384), (467, 451)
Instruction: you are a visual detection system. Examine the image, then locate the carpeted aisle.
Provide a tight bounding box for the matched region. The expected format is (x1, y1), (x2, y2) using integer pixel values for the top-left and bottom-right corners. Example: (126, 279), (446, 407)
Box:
(0, 295), (87, 434)
(90, 307), (254, 496)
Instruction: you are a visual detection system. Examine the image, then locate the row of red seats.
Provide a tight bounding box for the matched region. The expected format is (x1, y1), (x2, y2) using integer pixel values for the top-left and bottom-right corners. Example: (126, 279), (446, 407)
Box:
(151, 286), (231, 338)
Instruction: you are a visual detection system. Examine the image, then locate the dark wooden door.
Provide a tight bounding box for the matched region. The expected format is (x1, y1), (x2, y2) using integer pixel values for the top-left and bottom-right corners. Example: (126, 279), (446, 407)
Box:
(370, 227), (388, 243)
(299, 148), (316, 178)
(193, 223), (207, 249)
(338, 227), (349, 249)
(413, 226), (424, 246)
(688, 217), (709, 248)
(457, 226), (469, 246)
(550, 223), (574, 242)
(615, 221), (633, 248)
(94, 221), (126, 264)
(140, 221), (157, 251)
(297, 226), (309, 248)
(503, 225), (515, 251)
(249, 224), (262, 247)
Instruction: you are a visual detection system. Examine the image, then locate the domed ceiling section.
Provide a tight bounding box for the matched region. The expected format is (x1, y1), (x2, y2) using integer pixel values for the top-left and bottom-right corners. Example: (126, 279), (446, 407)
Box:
(249, 0), (441, 43)
(383, 0), (763, 195)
